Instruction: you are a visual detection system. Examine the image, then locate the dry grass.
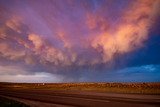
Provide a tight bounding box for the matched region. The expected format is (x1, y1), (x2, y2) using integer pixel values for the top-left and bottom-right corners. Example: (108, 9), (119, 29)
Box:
(0, 82), (160, 94)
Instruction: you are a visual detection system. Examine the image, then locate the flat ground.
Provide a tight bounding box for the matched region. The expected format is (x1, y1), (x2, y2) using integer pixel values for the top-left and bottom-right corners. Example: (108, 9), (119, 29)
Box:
(0, 82), (160, 107)
(0, 96), (29, 107)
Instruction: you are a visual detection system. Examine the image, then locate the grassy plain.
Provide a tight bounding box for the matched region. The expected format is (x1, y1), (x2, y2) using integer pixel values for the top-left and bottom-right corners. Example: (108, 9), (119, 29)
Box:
(0, 82), (160, 94)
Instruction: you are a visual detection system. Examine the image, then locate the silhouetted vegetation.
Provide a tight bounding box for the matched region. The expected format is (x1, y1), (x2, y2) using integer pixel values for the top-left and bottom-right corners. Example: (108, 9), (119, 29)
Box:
(0, 96), (29, 107)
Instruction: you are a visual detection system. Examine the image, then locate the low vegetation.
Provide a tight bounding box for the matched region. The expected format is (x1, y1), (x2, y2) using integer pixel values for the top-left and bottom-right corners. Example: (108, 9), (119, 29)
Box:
(0, 96), (29, 107)
(0, 82), (160, 94)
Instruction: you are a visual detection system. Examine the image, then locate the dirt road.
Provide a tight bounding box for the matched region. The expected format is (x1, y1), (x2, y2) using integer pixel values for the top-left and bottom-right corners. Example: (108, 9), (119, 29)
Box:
(0, 89), (159, 107)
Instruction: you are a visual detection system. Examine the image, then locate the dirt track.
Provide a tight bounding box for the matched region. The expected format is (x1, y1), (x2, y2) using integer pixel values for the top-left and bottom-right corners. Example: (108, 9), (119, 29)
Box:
(0, 89), (160, 107)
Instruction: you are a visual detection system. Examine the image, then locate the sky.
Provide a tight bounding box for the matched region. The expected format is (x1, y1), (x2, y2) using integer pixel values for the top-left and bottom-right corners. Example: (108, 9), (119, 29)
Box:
(0, 0), (160, 83)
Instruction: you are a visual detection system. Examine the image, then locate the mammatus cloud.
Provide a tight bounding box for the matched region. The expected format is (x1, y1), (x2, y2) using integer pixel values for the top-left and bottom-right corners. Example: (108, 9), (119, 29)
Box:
(92, 0), (159, 62)
(0, 0), (159, 82)
(0, 42), (25, 60)
(28, 33), (72, 66)
(0, 0), (159, 66)
(6, 16), (22, 33)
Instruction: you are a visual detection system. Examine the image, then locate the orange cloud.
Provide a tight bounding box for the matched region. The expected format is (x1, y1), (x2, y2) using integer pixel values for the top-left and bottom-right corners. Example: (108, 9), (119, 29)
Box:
(0, 42), (25, 60)
(0, 0), (159, 67)
(86, 13), (108, 31)
(28, 34), (44, 50)
(57, 31), (72, 49)
(6, 16), (22, 33)
(92, 0), (159, 63)
(0, 26), (7, 39)
(86, 13), (97, 30)
(28, 33), (72, 66)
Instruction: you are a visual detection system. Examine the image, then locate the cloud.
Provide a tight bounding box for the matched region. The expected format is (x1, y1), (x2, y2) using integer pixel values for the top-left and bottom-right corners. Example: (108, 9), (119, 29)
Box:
(24, 55), (35, 65)
(86, 13), (108, 31)
(0, 42), (25, 60)
(28, 33), (72, 66)
(109, 64), (160, 82)
(0, 64), (65, 82)
(28, 33), (44, 50)
(6, 16), (22, 33)
(92, 0), (159, 62)
(0, 27), (7, 39)
(1, 0), (158, 66)
(57, 31), (72, 49)
(0, 65), (29, 75)
(0, 72), (64, 83)
(0, 0), (159, 82)
(79, 64), (160, 82)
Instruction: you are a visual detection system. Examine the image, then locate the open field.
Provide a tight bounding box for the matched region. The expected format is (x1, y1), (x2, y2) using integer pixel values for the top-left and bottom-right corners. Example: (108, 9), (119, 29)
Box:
(0, 82), (160, 107)
(0, 82), (160, 94)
